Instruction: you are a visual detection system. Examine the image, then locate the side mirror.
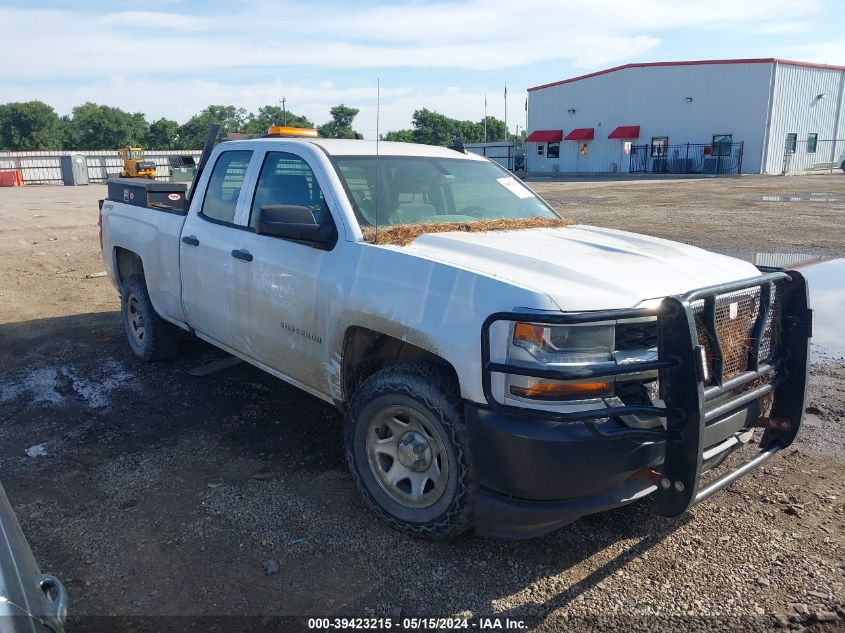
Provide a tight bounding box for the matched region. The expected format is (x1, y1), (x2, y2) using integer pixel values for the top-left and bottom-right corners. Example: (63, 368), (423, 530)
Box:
(255, 205), (336, 249)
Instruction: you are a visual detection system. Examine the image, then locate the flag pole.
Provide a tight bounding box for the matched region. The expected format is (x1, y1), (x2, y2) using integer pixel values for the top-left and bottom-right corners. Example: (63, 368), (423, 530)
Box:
(484, 93), (487, 142)
(504, 83), (508, 143)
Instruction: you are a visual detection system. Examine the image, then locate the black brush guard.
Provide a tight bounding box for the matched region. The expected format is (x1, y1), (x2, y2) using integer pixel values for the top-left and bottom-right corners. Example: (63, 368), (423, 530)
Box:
(480, 268), (811, 517)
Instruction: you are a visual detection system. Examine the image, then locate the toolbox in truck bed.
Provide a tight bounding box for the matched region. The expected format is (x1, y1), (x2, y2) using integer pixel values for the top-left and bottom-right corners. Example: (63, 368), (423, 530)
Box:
(106, 178), (188, 213)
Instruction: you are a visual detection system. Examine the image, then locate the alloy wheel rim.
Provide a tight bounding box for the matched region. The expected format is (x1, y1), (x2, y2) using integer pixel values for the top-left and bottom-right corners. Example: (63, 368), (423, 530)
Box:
(365, 404), (449, 509)
(127, 293), (145, 345)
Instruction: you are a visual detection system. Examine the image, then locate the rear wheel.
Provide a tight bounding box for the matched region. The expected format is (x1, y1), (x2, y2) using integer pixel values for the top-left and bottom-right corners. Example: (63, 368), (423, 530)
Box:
(345, 363), (475, 538)
(121, 274), (179, 361)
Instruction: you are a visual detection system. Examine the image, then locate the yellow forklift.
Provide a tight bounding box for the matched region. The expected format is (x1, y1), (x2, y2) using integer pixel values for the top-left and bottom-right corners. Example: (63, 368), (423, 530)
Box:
(118, 147), (157, 179)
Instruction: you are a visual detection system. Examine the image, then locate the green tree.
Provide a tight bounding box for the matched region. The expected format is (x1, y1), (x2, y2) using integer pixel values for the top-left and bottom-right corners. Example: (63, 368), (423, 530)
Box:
(244, 105), (313, 134)
(145, 118), (180, 149)
(67, 102), (148, 149)
(382, 129), (414, 143)
(58, 115), (74, 149)
(178, 105), (248, 148)
(400, 109), (508, 145)
(0, 101), (64, 150)
(317, 104), (360, 139)
(481, 116), (508, 142)
(409, 108), (454, 145)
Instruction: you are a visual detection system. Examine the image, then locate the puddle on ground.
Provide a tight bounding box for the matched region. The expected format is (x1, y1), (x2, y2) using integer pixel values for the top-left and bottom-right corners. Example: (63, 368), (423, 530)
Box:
(794, 257), (845, 362)
(744, 254), (844, 361)
(751, 192), (843, 203)
(0, 359), (137, 409)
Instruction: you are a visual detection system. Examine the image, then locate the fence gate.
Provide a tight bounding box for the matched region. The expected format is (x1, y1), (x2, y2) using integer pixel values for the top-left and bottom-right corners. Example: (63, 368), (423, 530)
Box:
(463, 142), (516, 171)
(629, 142), (744, 175)
(781, 137), (845, 175)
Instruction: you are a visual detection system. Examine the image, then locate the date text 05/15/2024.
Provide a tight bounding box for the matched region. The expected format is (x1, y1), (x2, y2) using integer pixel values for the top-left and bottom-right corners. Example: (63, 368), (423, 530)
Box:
(306, 617), (527, 630)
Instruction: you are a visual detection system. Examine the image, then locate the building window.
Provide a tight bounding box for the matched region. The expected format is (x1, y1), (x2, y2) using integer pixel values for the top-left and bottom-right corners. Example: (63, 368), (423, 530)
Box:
(784, 133), (797, 154)
(807, 133), (818, 153)
(651, 137), (668, 157)
(547, 142), (560, 158)
(712, 134), (733, 157)
(537, 144), (544, 156)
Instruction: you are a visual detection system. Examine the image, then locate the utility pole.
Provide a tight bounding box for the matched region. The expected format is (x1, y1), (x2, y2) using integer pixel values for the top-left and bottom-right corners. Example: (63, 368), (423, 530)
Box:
(280, 97), (287, 126)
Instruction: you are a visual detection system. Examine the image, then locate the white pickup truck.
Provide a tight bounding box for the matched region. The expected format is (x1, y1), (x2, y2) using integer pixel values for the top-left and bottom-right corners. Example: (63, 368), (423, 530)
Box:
(99, 131), (811, 539)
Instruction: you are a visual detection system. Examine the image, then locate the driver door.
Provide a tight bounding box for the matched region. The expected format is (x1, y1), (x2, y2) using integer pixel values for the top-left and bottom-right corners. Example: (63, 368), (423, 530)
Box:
(228, 149), (338, 394)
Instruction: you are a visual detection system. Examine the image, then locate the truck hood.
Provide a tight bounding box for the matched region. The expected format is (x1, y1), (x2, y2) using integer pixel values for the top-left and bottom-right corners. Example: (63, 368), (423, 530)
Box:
(400, 224), (760, 311)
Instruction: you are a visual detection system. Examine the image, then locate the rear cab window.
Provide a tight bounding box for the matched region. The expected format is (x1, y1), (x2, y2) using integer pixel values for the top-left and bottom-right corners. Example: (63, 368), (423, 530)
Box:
(201, 150), (253, 224)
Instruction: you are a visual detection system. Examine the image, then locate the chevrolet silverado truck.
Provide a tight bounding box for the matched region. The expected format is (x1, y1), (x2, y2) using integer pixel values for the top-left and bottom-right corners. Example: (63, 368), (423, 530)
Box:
(98, 129), (812, 539)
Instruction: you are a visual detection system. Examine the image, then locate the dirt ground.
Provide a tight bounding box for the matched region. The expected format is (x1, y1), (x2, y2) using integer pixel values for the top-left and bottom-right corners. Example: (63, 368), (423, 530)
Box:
(1, 175), (844, 632)
(531, 174), (845, 261)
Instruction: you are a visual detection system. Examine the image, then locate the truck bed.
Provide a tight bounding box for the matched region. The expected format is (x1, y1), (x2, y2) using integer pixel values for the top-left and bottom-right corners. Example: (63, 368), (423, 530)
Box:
(101, 179), (189, 325)
(106, 178), (188, 213)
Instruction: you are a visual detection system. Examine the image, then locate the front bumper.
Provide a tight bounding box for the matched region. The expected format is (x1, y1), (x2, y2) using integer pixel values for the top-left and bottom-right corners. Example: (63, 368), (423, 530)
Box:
(466, 403), (661, 539)
(472, 267), (812, 538)
(467, 398), (768, 539)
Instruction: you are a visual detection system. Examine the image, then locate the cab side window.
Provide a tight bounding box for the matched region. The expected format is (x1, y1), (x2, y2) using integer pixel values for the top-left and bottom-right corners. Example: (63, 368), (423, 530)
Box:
(249, 152), (331, 228)
(201, 150), (253, 224)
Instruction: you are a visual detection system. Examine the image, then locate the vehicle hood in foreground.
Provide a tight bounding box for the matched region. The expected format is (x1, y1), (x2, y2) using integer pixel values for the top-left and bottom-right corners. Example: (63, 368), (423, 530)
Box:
(399, 225), (761, 311)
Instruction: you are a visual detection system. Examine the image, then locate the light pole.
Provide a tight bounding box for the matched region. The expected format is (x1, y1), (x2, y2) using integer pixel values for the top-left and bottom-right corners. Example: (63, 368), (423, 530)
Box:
(280, 97), (287, 126)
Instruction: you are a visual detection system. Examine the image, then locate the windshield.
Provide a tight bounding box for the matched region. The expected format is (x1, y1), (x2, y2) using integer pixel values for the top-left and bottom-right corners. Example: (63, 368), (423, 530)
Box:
(332, 156), (558, 228)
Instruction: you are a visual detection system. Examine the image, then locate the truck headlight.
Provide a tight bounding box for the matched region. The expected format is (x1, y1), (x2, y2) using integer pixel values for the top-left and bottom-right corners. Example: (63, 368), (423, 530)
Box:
(507, 322), (614, 402)
(512, 322), (614, 363)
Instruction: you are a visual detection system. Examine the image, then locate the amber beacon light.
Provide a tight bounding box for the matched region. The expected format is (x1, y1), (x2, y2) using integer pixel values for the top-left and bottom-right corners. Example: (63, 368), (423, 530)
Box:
(266, 126), (319, 138)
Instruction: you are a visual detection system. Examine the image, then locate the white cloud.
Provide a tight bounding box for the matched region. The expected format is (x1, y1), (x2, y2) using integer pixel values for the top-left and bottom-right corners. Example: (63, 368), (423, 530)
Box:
(0, 0), (833, 133)
(783, 39), (845, 65)
(1, 75), (503, 138)
(1, 0), (822, 78)
(0, 7), (659, 77)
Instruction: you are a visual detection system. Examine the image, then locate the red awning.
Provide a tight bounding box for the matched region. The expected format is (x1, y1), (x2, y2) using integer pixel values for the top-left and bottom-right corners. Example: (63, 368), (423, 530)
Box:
(525, 130), (563, 142)
(564, 128), (595, 141)
(608, 125), (640, 139)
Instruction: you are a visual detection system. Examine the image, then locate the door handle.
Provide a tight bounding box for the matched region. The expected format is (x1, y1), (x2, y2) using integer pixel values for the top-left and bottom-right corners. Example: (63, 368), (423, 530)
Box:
(182, 235), (200, 246)
(231, 248), (253, 262)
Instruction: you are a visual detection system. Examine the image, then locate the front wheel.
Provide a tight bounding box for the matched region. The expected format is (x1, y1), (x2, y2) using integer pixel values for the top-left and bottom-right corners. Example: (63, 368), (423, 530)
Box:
(345, 363), (475, 539)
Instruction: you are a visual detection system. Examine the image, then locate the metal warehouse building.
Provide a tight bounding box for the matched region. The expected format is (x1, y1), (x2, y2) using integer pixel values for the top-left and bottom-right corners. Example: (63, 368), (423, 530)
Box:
(525, 58), (845, 175)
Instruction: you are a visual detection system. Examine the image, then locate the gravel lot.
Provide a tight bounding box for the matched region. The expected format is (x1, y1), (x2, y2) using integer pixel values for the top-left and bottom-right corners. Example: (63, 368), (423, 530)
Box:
(1, 176), (844, 631)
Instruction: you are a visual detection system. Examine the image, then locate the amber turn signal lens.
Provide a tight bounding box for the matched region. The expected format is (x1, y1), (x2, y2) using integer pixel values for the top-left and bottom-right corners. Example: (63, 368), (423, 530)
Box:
(513, 322), (546, 346)
(509, 381), (611, 401)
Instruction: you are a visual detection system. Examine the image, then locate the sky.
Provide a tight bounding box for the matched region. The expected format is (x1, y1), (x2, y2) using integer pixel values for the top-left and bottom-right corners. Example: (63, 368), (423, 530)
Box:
(2, 0), (844, 138)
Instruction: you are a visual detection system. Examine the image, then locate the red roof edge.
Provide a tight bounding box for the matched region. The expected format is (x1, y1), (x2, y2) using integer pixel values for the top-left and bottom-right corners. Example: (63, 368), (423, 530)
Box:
(528, 58), (845, 92)
(525, 129), (563, 142)
(608, 125), (640, 139)
(564, 128), (595, 141)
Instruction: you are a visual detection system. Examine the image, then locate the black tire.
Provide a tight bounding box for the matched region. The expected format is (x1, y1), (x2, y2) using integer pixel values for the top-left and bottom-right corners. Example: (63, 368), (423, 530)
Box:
(120, 274), (179, 362)
(345, 363), (475, 539)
